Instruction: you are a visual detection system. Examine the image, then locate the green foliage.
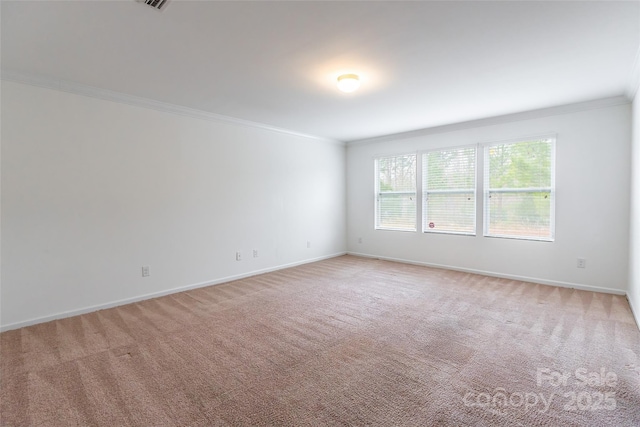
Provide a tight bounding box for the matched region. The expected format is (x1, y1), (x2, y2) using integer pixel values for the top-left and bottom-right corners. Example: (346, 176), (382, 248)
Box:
(377, 154), (417, 230)
(486, 139), (554, 238)
(488, 140), (552, 189)
(424, 147), (475, 191)
(378, 154), (416, 192)
(374, 140), (554, 237)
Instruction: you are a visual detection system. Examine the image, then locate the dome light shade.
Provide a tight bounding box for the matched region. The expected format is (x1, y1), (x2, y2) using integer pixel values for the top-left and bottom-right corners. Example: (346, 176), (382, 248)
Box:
(337, 74), (360, 93)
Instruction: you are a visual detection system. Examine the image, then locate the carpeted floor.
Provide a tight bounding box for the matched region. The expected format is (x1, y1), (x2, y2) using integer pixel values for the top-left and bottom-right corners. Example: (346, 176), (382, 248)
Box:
(1, 255), (639, 426)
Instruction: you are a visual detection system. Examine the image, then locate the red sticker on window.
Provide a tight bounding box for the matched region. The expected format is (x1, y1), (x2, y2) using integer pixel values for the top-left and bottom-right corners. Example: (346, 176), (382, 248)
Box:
(429, 222), (435, 229)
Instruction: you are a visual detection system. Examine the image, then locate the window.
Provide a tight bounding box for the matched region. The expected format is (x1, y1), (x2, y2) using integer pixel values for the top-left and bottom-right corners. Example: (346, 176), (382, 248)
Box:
(484, 137), (555, 241)
(422, 147), (476, 234)
(375, 154), (416, 231)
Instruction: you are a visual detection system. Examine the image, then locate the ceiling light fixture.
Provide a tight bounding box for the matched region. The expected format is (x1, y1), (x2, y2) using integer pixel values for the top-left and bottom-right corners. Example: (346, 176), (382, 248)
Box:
(337, 74), (360, 93)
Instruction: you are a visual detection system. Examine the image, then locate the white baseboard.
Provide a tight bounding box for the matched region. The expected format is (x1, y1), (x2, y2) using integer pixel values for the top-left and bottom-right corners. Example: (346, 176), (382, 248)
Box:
(0, 252), (347, 332)
(347, 251), (627, 296)
(627, 294), (640, 331)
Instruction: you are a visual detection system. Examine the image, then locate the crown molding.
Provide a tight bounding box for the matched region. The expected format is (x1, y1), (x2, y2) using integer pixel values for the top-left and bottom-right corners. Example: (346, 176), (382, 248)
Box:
(0, 69), (344, 146)
(346, 96), (630, 146)
(3, 69), (629, 148)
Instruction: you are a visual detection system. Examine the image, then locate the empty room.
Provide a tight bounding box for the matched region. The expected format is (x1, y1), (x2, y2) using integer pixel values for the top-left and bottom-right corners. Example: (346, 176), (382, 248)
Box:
(1, 0), (639, 426)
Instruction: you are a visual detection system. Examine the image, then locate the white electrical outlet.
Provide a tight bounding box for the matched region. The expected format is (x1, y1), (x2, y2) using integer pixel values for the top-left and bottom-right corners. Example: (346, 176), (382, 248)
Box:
(142, 266), (150, 277)
(253, 249), (258, 258)
(577, 258), (586, 269)
(307, 241), (311, 249)
(358, 237), (362, 244)
(236, 251), (242, 261)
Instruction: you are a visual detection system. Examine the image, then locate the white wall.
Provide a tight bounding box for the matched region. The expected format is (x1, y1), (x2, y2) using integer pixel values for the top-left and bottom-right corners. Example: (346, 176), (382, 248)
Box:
(630, 98), (640, 325)
(1, 81), (346, 329)
(347, 103), (631, 293)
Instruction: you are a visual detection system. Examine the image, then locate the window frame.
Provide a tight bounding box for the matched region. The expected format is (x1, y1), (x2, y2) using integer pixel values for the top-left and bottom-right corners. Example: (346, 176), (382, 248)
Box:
(374, 152), (418, 232)
(482, 135), (556, 242)
(421, 145), (477, 236)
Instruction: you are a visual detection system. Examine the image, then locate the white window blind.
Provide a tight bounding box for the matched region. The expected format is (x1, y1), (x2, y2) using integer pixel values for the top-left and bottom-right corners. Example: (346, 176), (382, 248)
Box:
(375, 154), (416, 231)
(484, 137), (555, 241)
(422, 147), (476, 234)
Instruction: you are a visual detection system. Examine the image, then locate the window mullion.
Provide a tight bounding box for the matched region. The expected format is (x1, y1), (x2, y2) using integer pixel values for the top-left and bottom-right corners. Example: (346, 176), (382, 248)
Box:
(416, 152), (423, 233)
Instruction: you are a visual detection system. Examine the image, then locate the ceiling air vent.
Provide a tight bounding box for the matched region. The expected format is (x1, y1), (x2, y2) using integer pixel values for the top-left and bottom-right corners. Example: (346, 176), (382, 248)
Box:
(137, 0), (170, 11)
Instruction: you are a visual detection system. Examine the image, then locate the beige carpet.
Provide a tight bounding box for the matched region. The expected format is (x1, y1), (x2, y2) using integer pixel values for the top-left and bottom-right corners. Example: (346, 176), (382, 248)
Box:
(1, 255), (639, 426)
